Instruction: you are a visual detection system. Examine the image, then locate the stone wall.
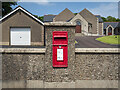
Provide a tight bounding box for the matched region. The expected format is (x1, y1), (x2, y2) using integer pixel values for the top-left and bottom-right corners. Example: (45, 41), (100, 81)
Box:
(2, 53), (45, 80)
(2, 48), (45, 88)
(75, 53), (119, 80)
(1, 48), (119, 88)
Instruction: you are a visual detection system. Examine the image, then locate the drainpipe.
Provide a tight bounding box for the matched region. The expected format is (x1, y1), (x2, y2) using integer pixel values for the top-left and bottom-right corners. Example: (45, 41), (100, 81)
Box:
(102, 23), (104, 36)
(106, 28), (108, 36)
(112, 28), (114, 35)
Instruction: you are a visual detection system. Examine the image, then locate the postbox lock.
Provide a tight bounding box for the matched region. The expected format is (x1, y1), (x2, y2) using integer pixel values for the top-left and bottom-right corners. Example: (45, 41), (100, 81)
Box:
(59, 46), (61, 48)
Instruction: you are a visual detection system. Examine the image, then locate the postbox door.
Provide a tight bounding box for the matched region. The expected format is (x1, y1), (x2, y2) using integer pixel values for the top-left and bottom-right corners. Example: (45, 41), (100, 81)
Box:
(53, 45), (68, 67)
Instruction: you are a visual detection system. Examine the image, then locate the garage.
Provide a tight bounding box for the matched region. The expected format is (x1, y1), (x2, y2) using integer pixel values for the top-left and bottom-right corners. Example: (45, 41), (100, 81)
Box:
(10, 28), (31, 45)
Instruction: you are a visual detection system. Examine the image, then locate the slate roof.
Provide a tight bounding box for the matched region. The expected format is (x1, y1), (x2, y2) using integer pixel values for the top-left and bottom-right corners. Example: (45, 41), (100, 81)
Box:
(117, 22), (120, 27)
(103, 22), (120, 29)
(79, 8), (98, 24)
(43, 15), (56, 22)
(95, 15), (103, 23)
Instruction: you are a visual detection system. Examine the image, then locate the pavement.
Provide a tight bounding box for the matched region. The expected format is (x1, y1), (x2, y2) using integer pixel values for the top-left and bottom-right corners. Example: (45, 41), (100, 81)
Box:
(75, 36), (120, 48)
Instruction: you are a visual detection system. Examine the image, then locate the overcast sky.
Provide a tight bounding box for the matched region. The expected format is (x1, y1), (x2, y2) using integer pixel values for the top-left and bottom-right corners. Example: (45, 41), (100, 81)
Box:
(12, 2), (119, 18)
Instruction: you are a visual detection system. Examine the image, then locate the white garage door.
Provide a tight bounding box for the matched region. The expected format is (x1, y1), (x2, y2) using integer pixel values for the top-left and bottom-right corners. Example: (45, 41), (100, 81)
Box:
(11, 28), (31, 45)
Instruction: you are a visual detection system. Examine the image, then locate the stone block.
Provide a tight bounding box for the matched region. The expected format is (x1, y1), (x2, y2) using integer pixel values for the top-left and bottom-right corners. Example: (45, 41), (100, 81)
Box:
(75, 80), (118, 88)
(2, 80), (25, 88)
(45, 81), (75, 88)
(26, 80), (44, 88)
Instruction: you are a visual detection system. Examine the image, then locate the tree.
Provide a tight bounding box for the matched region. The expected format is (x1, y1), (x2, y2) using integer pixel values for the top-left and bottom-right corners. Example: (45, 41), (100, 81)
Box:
(39, 16), (44, 21)
(74, 13), (78, 15)
(116, 18), (120, 22)
(34, 15), (44, 21)
(2, 2), (17, 17)
(106, 16), (116, 22)
(101, 17), (107, 22)
(102, 16), (120, 22)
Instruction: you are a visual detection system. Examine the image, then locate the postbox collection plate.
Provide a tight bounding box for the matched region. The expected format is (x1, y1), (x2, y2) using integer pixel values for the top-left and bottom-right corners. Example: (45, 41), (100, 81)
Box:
(57, 49), (63, 61)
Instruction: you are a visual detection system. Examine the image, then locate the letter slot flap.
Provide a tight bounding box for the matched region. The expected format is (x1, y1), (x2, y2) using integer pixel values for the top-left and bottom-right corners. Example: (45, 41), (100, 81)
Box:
(53, 31), (68, 46)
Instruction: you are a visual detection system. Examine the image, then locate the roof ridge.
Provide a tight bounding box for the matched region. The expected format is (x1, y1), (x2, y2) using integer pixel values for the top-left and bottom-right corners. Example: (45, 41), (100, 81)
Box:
(79, 8), (97, 20)
(53, 8), (75, 21)
(95, 15), (101, 16)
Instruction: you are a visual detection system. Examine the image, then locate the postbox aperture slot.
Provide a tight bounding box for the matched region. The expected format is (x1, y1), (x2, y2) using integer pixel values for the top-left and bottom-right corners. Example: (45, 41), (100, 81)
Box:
(54, 37), (66, 40)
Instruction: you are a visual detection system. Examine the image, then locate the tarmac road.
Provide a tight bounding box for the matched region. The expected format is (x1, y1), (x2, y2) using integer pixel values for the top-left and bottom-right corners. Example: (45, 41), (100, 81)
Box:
(75, 36), (120, 48)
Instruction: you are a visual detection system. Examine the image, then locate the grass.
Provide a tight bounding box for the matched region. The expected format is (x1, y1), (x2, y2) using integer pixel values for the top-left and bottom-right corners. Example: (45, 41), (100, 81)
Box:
(96, 35), (120, 45)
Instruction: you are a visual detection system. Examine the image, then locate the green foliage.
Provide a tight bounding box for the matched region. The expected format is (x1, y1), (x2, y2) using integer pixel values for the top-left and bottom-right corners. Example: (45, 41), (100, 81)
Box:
(116, 18), (120, 22)
(107, 16), (116, 22)
(101, 17), (107, 22)
(74, 13), (78, 15)
(40, 16), (44, 21)
(2, 2), (17, 17)
(34, 15), (44, 21)
(101, 16), (120, 22)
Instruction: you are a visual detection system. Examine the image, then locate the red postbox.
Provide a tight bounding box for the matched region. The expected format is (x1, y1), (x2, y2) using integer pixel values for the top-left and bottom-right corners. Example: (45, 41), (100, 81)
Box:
(52, 31), (68, 67)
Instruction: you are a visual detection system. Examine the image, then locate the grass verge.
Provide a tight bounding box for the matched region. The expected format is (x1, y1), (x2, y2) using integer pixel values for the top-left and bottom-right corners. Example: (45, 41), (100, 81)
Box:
(96, 35), (120, 45)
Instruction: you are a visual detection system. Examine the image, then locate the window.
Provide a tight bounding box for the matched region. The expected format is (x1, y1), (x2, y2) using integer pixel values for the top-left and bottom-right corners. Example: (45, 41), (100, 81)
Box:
(76, 21), (81, 25)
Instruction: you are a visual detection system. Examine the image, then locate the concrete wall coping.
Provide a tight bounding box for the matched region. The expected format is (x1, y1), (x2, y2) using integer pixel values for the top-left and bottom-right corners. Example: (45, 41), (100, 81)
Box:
(1, 48), (46, 54)
(1, 48), (120, 54)
(75, 48), (120, 53)
(44, 22), (76, 26)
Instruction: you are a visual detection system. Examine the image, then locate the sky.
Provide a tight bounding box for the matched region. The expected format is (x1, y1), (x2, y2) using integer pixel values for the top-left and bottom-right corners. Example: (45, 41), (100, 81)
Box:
(11, 2), (119, 18)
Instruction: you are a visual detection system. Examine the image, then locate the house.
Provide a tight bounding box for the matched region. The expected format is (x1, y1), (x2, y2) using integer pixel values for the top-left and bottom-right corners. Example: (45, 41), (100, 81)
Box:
(44, 8), (104, 36)
(0, 6), (44, 46)
(103, 22), (120, 35)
